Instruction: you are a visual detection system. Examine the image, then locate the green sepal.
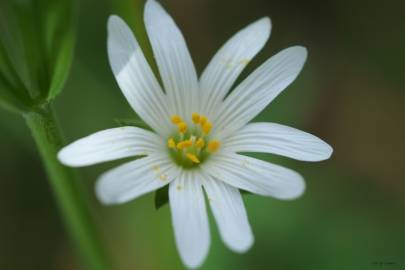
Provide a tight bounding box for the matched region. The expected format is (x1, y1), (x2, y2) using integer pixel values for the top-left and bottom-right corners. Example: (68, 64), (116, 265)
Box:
(114, 118), (152, 131)
(240, 189), (253, 195)
(43, 0), (76, 101)
(0, 0), (76, 113)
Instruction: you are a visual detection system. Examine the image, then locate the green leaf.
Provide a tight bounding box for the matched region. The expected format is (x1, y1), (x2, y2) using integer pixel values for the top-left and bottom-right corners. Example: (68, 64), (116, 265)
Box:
(114, 118), (152, 130)
(154, 185), (169, 210)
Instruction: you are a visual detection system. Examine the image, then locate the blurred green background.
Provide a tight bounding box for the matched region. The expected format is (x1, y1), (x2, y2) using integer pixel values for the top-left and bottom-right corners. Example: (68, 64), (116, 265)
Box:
(1, 0), (405, 269)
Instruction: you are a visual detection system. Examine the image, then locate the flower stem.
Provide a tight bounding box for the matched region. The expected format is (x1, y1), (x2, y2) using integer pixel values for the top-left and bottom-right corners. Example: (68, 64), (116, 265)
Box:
(24, 104), (112, 270)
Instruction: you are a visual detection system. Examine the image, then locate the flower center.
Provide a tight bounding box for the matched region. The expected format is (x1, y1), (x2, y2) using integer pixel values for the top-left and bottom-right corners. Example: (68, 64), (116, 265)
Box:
(167, 112), (220, 169)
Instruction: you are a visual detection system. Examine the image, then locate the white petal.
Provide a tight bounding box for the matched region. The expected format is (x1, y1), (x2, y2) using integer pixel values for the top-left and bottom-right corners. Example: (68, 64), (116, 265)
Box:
(222, 122), (333, 161)
(144, 0), (199, 119)
(200, 17), (271, 119)
(58, 127), (163, 167)
(96, 153), (180, 204)
(169, 171), (210, 269)
(202, 174), (253, 252)
(107, 15), (172, 136)
(202, 153), (305, 200)
(213, 46), (308, 138)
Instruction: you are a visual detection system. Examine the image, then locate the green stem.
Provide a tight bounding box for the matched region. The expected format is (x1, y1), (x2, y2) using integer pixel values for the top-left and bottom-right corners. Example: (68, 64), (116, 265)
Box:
(24, 104), (112, 270)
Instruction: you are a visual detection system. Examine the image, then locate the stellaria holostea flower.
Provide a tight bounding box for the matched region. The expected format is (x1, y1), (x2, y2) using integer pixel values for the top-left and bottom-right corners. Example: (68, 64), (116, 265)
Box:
(58, 0), (333, 268)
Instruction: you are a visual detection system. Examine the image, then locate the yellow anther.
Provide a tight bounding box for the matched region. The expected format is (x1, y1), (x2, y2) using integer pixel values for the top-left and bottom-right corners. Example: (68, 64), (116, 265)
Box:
(185, 138), (193, 147)
(195, 138), (205, 149)
(207, 140), (220, 153)
(202, 121), (212, 134)
(186, 153), (200, 164)
(168, 138), (176, 149)
(177, 139), (192, 150)
(177, 122), (187, 133)
(176, 142), (184, 150)
(176, 142), (185, 150)
(192, 112), (200, 124)
(199, 115), (208, 126)
(171, 115), (182, 124)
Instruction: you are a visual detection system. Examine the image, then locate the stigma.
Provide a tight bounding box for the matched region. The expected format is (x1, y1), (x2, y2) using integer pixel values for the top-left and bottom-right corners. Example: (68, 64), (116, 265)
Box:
(167, 113), (220, 168)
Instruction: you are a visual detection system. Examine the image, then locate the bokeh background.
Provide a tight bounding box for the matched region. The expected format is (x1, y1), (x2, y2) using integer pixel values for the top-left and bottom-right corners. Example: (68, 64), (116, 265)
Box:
(1, 0), (405, 269)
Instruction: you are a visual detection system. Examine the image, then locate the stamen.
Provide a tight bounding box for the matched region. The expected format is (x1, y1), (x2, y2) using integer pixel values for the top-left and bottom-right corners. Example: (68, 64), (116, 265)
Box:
(186, 153), (200, 163)
(207, 140), (220, 153)
(199, 115), (208, 126)
(185, 138), (193, 147)
(177, 122), (187, 133)
(171, 115), (182, 124)
(192, 112), (200, 124)
(195, 138), (205, 149)
(168, 113), (220, 167)
(177, 139), (192, 150)
(168, 138), (176, 149)
(202, 121), (212, 134)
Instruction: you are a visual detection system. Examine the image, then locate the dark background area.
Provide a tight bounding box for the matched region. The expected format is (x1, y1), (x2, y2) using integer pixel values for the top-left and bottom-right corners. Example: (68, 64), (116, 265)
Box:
(1, 0), (404, 269)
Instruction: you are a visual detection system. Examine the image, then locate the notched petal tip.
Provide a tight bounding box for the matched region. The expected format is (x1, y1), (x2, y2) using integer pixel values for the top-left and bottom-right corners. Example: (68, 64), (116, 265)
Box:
(107, 14), (124, 33)
(290, 45), (308, 63)
(144, 0), (177, 32)
(322, 142), (334, 160)
(56, 147), (69, 165)
(229, 234), (254, 254)
(107, 15), (134, 45)
(249, 17), (272, 43)
(94, 176), (115, 205)
(95, 177), (109, 204)
(57, 146), (83, 167)
(308, 135), (334, 162)
(241, 16), (272, 46)
(307, 137), (334, 162)
(279, 172), (306, 200)
(145, 0), (165, 19)
(183, 257), (206, 270)
(256, 16), (272, 33)
(95, 170), (134, 205)
(107, 13), (139, 76)
(144, 0), (177, 37)
(273, 45), (308, 82)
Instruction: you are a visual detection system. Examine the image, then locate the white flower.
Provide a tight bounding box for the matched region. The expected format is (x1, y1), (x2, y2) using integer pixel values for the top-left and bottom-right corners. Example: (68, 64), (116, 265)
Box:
(58, 0), (333, 268)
